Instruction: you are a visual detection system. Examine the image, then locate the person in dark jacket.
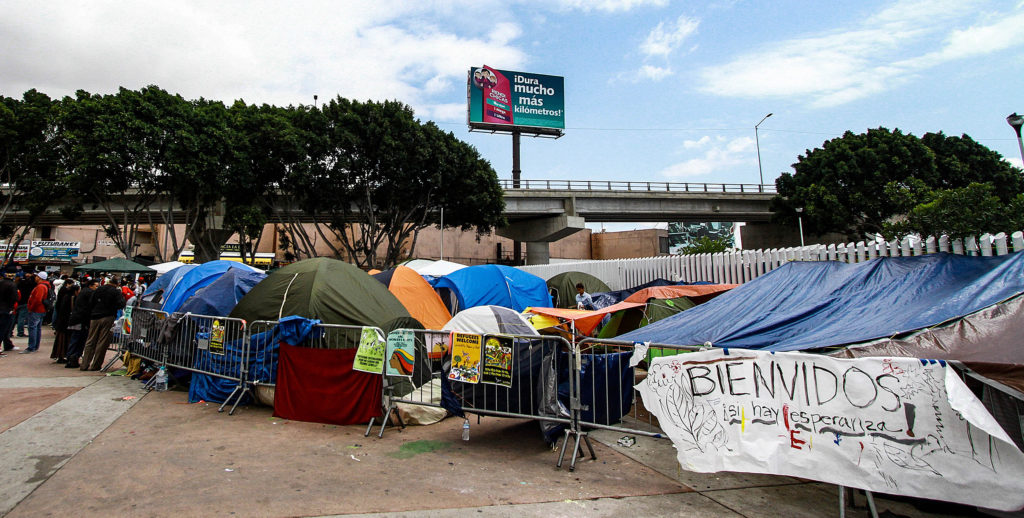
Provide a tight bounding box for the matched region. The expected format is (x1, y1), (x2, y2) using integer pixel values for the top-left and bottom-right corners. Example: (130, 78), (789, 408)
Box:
(50, 281), (78, 362)
(65, 279), (98, 368)
(15, 273), (35, 337)
(0, 275), (18, 353)
(79, 278), (125, 371)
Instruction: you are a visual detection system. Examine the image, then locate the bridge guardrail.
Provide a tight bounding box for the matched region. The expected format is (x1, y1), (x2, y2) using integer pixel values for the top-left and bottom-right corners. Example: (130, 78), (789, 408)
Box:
(499, 179), (776, 193)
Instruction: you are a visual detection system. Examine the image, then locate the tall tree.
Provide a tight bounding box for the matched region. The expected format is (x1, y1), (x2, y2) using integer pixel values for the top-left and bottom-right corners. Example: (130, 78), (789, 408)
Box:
(295, 98), (504, 268)
(0, 90), (67, 267)
(772, 127), (1023, 239)
(224, 102), (306, 264)
(60, 88), (165, 260)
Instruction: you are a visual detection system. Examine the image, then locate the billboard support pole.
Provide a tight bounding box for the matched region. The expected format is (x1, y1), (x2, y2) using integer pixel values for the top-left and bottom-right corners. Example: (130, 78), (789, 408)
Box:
(512, 130), (522, 265)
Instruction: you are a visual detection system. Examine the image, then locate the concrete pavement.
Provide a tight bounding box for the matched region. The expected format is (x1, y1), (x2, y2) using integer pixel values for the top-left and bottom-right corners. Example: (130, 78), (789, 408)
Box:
(0, 329), (994, 517)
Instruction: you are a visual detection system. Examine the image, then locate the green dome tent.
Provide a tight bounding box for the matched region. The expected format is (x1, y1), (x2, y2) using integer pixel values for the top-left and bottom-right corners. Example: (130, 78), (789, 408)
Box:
(230, 257), (412, 329)
(546, 271), (611, 308)
(597, 296), (696, 338)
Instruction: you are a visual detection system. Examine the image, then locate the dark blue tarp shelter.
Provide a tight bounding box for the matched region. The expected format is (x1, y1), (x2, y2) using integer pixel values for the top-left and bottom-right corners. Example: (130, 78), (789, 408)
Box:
(161, 261), (261, 313)
(619, 253), (1024, 351)
(433, 265), (551, 312)
(177, 269), (266, 317)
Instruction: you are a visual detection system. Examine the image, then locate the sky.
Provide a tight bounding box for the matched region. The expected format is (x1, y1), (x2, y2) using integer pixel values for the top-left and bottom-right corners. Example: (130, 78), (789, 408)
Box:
(3, 1), (1024, 231)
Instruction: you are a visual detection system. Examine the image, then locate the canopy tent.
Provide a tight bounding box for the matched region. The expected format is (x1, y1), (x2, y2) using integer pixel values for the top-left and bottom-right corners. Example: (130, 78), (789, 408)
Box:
(525, 301), (645, 336)
(619, 253), (1024, 351)
(150, 261), (187, 276)
(622, 284), (736, 304)
(403, 259), (467, 277)
(230, 257), (411, 329)
(177, 268), (267, 317)
(159, 260), (262, 314)
(74, 257), (155, 274)
(442, 305), (539, 336)
(546, 271), (611, 308)
(597, 296), (696, 338)
(433, 264), (550, 313)
(373, 266), (451, 329)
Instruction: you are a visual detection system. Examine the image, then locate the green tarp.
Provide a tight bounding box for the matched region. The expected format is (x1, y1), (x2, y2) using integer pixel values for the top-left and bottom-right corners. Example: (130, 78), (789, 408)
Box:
(229, 257), (412, 330)
(597, 296), (696, 338)
(546, 271), (611, 308)
(74, 257), (155, 274)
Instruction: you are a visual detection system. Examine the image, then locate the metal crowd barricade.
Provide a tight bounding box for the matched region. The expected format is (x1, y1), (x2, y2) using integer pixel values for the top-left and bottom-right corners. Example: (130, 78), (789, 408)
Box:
(163, 313), (250, 414)
(950, 361), (1024, 452)
(245, 319), (280, 407)
(558, 338), (705, 470)
(377, 330), (576, 454)
(103, 307), (169, 373)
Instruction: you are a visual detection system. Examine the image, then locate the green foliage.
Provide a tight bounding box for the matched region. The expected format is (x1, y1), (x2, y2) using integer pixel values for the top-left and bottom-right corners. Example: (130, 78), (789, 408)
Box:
(3, 85), (504, 266)
(884, 183), (1024, 240)
(772, 127), (1024, 240)
(679, 236), (731, 255)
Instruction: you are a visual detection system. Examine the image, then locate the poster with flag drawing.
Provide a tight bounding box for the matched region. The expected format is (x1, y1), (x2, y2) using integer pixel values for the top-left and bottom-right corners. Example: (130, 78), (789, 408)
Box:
(636, 349), (1024, 511)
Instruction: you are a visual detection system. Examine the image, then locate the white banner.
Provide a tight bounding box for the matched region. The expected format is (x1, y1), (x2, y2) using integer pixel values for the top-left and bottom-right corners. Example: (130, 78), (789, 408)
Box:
(637, 349), (1024, 511)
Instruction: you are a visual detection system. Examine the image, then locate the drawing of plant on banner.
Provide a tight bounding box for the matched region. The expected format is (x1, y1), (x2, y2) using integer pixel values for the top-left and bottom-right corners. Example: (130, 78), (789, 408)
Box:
(647, 360), (728, 453)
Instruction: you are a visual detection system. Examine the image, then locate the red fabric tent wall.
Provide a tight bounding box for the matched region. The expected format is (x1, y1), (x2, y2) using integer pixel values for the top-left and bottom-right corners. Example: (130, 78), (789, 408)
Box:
(273, 344), (382, 425)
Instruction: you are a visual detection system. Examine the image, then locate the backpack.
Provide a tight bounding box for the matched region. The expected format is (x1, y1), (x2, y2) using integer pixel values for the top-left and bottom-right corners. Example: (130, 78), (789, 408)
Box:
(42, 285), (55, 312)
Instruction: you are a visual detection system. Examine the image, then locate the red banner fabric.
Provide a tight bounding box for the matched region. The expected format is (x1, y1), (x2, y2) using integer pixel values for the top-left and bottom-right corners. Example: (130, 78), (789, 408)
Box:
(273, 343), (382, 425)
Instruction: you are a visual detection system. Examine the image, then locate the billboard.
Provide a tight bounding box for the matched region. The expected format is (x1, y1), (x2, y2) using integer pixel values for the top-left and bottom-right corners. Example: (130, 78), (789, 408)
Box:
(0, 241), (80, 263)
(467, 66), (564, 136)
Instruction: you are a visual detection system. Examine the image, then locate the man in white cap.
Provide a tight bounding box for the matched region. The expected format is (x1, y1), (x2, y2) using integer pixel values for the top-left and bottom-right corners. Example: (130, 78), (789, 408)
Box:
(20, 271), (50, 353)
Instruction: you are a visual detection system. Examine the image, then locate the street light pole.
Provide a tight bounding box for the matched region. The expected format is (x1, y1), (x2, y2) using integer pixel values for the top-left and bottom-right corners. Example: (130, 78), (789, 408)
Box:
(755, 113), (773, 191)
(1008, 113), (1024, 166)
(795, 207), (805, 247)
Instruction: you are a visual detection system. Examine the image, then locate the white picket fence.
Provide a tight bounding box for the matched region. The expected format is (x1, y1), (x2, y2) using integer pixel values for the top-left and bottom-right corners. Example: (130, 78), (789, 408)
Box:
(520, 231), (1024, 290)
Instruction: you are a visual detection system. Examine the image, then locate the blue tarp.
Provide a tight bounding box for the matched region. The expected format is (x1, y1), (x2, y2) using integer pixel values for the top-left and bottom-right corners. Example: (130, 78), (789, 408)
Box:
(161, 261), (260, 313)
(189, 328), (280, 404)
(144, 264), (198, 303)
(177, 269), (266, 317)
(619, 253), (1024, 351)
(433, 265), (550, 312)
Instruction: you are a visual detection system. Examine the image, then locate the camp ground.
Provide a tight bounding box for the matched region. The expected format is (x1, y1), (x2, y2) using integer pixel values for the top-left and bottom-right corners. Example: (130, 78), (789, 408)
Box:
(7, 246), (1024, 517)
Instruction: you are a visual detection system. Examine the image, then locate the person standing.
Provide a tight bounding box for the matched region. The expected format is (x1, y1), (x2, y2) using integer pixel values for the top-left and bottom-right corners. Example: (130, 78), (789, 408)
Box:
(0, 274), (18, 354)
(65, 279), (98, 369)
(20, 272), (50, 353)
(15, 272), (35, 337)
(79, 277), (125, 370)
(50, 281), (77, 363)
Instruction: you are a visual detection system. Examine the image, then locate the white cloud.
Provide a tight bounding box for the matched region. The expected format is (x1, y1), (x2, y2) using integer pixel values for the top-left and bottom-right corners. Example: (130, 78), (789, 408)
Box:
(638, 65), (673, 80)
(697, 0), (1024, 107)
(640, 15), (699, 56)
(659, 136), (755, 178)
(0, 1), (527, 110)
(554, 0), (668, 12)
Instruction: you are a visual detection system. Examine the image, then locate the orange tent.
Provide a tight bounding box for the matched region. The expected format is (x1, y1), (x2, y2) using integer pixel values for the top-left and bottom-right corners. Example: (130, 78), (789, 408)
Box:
(623, 284), (737, 304)
(372, 266), (452, 329)
(525, 301), (645, 336)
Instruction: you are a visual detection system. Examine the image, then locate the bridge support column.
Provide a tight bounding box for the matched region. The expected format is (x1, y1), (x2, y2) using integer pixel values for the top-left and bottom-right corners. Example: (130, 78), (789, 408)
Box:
(526, 242), (550, 265)
(497, 214), (585, 266)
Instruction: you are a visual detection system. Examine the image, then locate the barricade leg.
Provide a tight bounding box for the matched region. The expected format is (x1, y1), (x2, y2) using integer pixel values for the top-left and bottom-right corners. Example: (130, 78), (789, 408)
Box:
(219, 376), (252, 415)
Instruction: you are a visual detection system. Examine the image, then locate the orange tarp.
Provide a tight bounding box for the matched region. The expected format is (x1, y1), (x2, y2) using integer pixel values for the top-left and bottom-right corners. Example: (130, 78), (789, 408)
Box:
(380, 266), (452, 329)
(623, 284), (737, 303)
(526, 301), (645, 336)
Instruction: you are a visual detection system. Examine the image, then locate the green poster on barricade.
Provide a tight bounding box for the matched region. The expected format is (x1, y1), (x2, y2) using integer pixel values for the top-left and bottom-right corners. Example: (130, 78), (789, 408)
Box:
(353, 327), (387, 374)
(385, 329), (416, 377)
(209, 319), (225, 355)
(481, 334), (514, 387)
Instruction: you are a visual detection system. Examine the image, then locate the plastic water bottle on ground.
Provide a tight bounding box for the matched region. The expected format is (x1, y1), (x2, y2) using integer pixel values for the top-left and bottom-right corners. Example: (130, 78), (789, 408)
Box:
(154, 366), (168, 392)
(462, 419), (470, 441)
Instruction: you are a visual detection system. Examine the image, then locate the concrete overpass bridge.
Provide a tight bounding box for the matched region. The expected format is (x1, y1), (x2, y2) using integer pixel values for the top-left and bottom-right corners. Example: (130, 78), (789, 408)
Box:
(497, 179), (775, 263)
(14, 179), (777, 263)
